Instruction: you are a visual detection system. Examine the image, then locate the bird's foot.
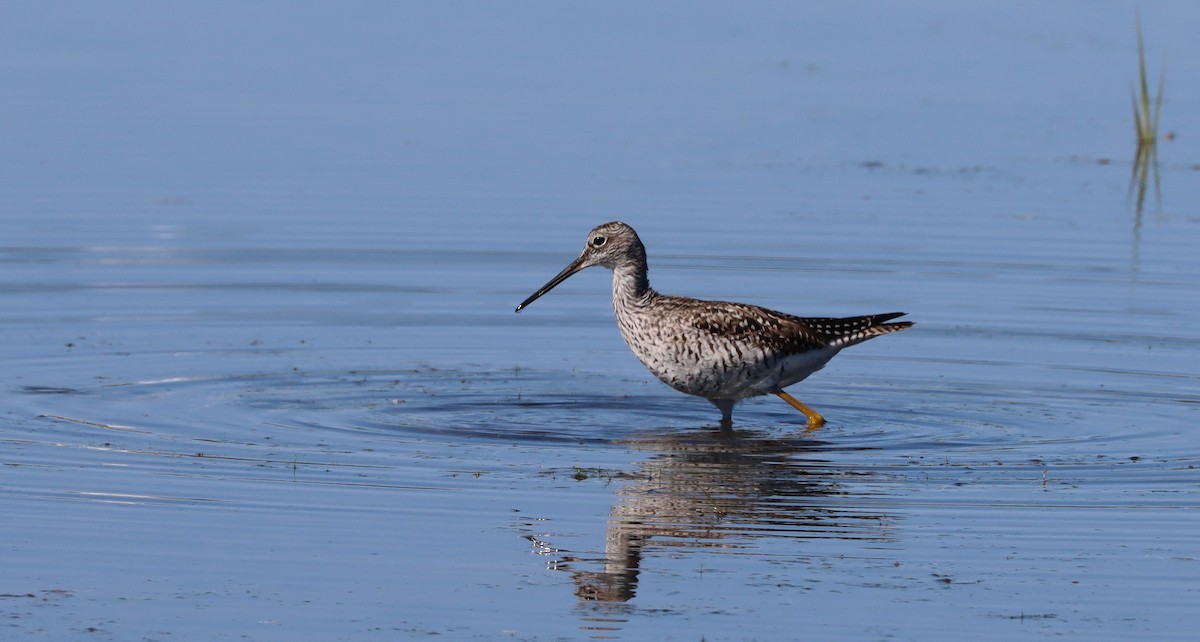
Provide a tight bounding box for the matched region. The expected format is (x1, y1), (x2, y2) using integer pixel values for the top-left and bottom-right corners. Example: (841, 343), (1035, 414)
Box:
(773, 389), (826, 432)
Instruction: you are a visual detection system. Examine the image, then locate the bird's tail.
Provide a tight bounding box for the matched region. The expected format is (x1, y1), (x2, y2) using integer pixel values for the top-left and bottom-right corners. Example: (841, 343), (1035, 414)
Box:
(801, 312), (913, 350)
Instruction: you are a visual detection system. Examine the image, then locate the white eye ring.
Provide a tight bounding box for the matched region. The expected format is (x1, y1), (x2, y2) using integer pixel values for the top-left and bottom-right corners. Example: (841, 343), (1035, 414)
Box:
(591, 235), (607, 248)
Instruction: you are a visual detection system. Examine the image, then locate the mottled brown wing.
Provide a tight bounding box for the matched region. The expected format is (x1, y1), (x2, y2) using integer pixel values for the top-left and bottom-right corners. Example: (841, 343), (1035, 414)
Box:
(681, 299), (831, 354)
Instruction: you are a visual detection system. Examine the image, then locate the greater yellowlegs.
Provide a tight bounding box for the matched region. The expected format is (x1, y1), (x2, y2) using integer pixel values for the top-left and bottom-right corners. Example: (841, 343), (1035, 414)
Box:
(515, 221), (912, 429)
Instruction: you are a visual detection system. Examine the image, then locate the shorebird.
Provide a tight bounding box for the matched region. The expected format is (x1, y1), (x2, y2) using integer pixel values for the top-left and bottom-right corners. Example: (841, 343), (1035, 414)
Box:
(515, 221), (912, 429)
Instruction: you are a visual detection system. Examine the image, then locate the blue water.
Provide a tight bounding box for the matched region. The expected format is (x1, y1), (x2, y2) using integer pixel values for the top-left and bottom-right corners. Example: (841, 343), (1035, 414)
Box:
(3, 2), (1200, 640)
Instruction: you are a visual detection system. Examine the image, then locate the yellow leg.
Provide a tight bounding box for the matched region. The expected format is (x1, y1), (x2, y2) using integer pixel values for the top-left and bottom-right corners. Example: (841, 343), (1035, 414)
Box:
(774, 390), (826, 431)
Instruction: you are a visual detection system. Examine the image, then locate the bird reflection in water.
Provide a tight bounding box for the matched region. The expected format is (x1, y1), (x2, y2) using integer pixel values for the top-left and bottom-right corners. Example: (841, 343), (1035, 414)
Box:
(526, 427), (896, 605)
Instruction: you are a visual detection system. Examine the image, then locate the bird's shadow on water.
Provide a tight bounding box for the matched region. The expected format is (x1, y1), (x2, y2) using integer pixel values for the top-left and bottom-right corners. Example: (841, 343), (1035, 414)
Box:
(523, 423), (899, 613)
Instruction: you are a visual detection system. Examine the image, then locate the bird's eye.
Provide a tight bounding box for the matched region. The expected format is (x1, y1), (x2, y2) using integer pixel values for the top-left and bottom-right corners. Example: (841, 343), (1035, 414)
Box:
(591, 235), (607, 248)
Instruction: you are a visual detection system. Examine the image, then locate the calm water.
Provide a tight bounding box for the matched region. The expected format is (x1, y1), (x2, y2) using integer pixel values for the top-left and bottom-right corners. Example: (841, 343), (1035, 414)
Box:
(3, 3), (1199, 640)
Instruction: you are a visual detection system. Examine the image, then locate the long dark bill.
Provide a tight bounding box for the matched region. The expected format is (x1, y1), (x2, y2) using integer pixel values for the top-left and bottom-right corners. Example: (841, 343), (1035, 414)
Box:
(515, 256), (587, 312)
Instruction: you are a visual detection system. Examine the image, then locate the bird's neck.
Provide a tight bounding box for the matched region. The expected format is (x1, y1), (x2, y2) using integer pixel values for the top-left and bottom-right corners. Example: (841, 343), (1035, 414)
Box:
(611, 261), (654, 308)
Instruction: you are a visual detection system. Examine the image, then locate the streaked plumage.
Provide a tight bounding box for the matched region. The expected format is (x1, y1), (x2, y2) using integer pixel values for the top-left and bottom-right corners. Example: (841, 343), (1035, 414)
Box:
(516, 221), (912, 428)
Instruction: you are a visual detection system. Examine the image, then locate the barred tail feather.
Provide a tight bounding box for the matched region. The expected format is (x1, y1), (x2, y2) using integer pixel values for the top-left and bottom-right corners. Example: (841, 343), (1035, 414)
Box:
(820, 312), (913, 350)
